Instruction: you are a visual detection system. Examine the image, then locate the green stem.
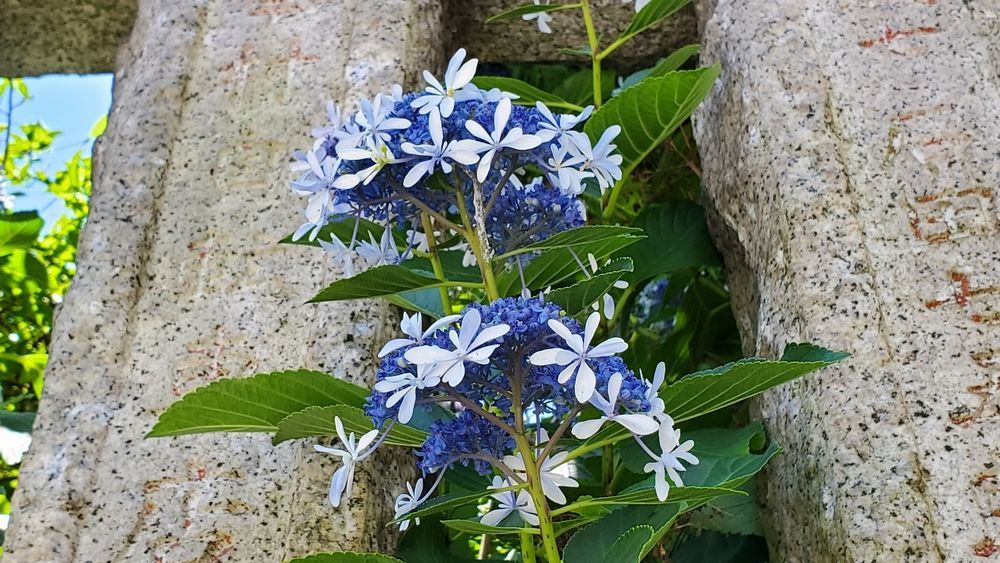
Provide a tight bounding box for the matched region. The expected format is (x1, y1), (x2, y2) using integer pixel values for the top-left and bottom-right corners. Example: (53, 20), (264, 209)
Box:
(602, 181), (624, 220)
(520, 531), (538, 563)
(454, 187), (501, 301)
(514, 435), (561, 562)
(602, 444), (614, 495)
(579, 0), (603, 108)
(421, 212), (453, 314)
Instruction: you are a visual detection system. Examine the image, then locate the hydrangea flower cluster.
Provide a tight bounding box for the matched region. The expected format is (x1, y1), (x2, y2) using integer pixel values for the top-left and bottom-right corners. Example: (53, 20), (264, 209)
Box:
(294, 49), (696, 544)
(328, 300), (697, 529)
(290, 49), (622, 275)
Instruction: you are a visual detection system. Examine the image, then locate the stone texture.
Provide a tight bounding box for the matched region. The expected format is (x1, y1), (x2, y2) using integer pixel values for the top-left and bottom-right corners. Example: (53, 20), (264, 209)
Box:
(0, 0), (138, 76)
(3, 1), (441, 560)
(451, 0), (697, 64)
(695, 0), (1000, 561)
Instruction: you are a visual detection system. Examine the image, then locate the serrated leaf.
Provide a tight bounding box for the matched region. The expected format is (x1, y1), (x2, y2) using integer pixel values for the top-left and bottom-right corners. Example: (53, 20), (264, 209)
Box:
(671, 531), (769, 563)
(649, 44), (700, 76)
(0, 211), (43, 254)
(286, 553), (405, 563)
(440, 518), (538, 536)
(496, 228), (644, 295)
(620, 424), (780, 493)
(389, 483), (523, 524)
(273, 404), (425, 447)
(687, 485), (763, 536)
(147, 370), (368, 437)
(617, 203), (720, 283)
(485, 2), (579, 24)
(309, 265), (453, 303)
(516, 225), (644, 254)
(779, 342), (851, 363)
(662, 347), (845, 422)
(584, 66), (719, 181)
(546, 258), (632, 315)
(385, 288), (446, 318)
(564, 504), (689, 563)
(614, 0), (692, 50)
(557, 485), (742, 515)
(472, 77), (583, 112)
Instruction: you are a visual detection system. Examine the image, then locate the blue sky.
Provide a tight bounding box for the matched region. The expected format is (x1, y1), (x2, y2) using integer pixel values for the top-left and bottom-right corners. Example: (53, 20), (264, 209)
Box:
(7, 74), (114, 225)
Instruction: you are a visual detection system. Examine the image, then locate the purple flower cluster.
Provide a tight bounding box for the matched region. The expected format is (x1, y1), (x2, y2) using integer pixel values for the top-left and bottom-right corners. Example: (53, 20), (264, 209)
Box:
(365, 297), (652, 476)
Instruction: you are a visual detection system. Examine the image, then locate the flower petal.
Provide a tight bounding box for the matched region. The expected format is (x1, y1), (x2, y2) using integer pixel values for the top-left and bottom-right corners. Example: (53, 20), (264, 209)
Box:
(570, 417), (606, 439)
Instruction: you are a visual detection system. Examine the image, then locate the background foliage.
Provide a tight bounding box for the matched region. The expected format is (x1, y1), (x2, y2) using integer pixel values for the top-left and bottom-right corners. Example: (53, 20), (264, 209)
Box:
(0, 77), (96, 541)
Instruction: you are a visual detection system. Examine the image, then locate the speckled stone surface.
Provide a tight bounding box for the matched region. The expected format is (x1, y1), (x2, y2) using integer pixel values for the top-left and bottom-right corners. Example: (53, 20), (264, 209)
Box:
(0, 0), (138, 76)
(695, 0), (1000, 561)
(3, 1), (441, 561)
(451, 0), (697, 64)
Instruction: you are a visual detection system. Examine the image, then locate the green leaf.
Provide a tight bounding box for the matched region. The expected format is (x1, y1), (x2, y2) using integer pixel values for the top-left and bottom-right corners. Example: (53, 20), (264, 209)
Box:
(617, 203), (720, 283)
(286, 553), (405, 563)
(557, 486), (742, 515)
(0, 411), (36, 434)
(621, 424), (779, 492)
(385, 288), (446, 318)
(584, 66), (719, 180)
(780, 342), (851, 363)
(89, 115), (108, 138)
(649, 44), (700, 76)
(309, 265), (454, 303)
(496, 227), (644, 295)
(272, 404), (425, 447)
(147, 370), (369, 437)
(662, 346), (846, 422)
(0, 211), (44, 254)
(513, 225), (644, 255)
(485, 2), (579, 24)
(546, 258), (632, 315)
(687, 484), (763, 536)
(671, 531), (769, 563)
(614, 0), (692, 50)
(472, 77), (583, 112)
(440, 518), (538, 536)
(564, 506), (681, 563)
(389, 484), (523, 524)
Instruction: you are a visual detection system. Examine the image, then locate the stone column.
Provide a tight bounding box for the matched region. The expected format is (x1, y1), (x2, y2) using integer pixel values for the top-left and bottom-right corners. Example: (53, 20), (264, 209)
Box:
(4, 1), (442, 561)
(695, 0), (999, 560)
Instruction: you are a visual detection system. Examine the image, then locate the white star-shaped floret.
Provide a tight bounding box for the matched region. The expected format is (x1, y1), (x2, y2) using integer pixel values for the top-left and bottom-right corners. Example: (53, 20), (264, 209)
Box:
(452, 97), (543, 182)
(481, 476), (538, 526)
(565, 126), (623, 193)
(642, 361), (667, 417)
(522, 0), (554, 33)
(337, 138), (406, 186)
(643, 416), (699, 501)
(313, 416), (379, 507)
(372, 363), (441, 424)
(404, 308), (510, 386)
(546, 141), (594, 195)
(622, 0), (652, 12)
(318, 233), (357, 277)
(378, 311), (462, 357)
(356, 227), (408, 267)
(411, 49), (479, 118)
(401, 108), (480, 187)
(355, 93), (412, 144)
(528, 312), (627, 402)
(394, 478), (425, 531)
(503, 451), (579, 505)
(535, 102), (593, 143)
(571, 371), (659, 439)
